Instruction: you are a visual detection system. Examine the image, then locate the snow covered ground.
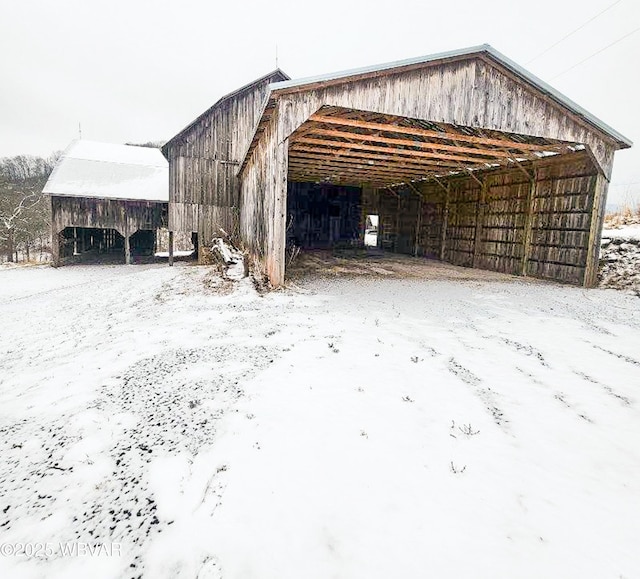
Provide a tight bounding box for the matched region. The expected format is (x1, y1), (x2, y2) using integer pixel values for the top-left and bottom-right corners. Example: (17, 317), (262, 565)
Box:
(1, 261), (639, 578)
(602, 225), (640, 241)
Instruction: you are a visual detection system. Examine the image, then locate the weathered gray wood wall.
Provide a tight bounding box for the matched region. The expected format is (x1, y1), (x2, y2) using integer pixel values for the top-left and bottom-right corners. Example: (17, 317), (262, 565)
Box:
(240, 121), (288, 281)
(239, 54), (620, 286)
(51, 196), (167, 238)
(50, 195), (168, 266)
(377, 151), (601, 285)
(165, 71), (288, 250)
(270, 56), (618, 177)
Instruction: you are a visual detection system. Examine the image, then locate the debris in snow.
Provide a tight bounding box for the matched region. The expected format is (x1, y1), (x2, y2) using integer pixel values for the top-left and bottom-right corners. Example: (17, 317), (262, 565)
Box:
(209, 231), (247, 281)
(450, 461), (467, 474)
(599, 231), (640, 292)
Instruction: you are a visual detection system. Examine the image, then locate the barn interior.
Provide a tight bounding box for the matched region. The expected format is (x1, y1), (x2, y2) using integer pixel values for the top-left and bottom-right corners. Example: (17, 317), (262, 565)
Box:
(56, 227), (157, 264)
(285, 105), (600, 285)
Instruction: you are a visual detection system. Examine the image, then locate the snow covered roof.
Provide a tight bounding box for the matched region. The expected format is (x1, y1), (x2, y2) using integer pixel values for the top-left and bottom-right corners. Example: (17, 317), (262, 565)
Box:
(43, 140), (168, 202)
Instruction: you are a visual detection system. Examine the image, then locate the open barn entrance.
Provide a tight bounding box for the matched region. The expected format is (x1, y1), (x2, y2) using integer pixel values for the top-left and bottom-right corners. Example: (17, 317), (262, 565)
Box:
(57, 227), (124, 263)
(55, 227), (164, 265)
(285, 105), (601, 285)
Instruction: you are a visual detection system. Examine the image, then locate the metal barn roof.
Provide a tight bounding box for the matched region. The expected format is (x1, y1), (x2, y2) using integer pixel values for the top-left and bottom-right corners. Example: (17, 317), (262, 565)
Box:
(43, 140), (169, 202)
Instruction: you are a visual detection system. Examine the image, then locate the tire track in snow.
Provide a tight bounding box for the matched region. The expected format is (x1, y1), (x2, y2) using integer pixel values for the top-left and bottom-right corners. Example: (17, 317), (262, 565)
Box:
(447, 358), (507, 427)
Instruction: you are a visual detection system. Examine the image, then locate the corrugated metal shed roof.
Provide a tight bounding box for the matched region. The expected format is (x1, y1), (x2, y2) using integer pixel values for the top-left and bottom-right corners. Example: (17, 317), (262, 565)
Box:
(268, 44), (631, 148)
(43, 140), (168, 202)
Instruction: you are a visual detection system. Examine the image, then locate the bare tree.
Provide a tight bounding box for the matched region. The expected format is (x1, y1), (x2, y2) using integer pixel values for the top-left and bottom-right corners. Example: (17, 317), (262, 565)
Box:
(0, 193), (41, 261)
(0, 152), (59, 262)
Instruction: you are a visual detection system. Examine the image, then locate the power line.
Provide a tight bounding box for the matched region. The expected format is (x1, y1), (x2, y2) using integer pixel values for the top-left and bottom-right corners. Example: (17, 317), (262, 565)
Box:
(526, 0), (625, 64)
(551, 26), (640, 79)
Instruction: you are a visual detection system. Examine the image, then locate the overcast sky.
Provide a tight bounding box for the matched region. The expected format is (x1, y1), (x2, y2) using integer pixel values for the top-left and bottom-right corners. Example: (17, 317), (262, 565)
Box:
(1, 0), (639, 205)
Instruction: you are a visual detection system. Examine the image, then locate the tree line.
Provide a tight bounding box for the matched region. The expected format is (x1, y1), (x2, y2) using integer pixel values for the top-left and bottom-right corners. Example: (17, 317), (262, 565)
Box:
(0, 153), (60, 263)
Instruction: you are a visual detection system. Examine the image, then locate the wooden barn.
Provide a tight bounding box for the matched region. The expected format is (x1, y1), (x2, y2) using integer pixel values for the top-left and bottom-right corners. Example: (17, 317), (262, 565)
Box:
(163, 45), (632, 287)
(43, 141), (169, 266)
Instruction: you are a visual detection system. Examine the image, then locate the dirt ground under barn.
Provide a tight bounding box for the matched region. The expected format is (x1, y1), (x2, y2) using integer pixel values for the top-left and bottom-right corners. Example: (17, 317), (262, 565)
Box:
(1, 259), (639, 578)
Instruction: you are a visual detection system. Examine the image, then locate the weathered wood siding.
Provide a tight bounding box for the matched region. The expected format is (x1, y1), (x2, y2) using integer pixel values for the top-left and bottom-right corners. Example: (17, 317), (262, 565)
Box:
(239, 56), (619, 286)
(272, 56), (617, 177)
(376, 151), (599, 285)
(51, 196), (167, 237)
(527, 155), (597, 284)
(166, 71), (287, 247)
(446, 179), (481, 268)
(239, 109), (288, 282)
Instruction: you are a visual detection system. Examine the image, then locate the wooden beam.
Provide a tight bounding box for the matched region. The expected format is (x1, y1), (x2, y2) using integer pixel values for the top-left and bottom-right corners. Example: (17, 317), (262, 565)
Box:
(50, 196), (61, 267)
(289, 163), (421, 182)
(124, 231), (131, 265)
(309, 114), (571, 153)
(414, 190), (422, 256)
(168, 230), (174, 267)
(290, 142), (492, 172)
(431, 176), (450, 194)
(289, 144), (466, 171)
(293, 137), (500, 167)
(51, 231), (60, 267)
(440, 183), (450, 261)
(288, 154), (433, 177)
(461, 167), (485, 188)
(288, 157), (432, 176)
(385, 186), (401, 199)
(288, 166), (430, 185)
(301, 129), (512, 165)
(288, 171), (392, 186)
(307, 127), (526, 160)
(405, 181), (424, 199)
(491, 139), (538, 180)
(472, 181), (487, 268)
(584, 172), (608, 287)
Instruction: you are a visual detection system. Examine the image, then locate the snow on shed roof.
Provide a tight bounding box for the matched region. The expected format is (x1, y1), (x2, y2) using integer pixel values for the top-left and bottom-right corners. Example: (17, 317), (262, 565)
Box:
(43, 140), (168, 202)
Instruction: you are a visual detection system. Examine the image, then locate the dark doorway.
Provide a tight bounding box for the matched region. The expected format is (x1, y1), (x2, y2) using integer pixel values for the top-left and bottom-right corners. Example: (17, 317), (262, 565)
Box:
(287, 182), (362, 249)
(59, 227), (124, 262)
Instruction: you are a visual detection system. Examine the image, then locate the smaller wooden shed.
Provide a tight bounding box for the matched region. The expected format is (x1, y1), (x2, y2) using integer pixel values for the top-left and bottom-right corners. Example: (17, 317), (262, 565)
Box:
(43, 141), (168, 266)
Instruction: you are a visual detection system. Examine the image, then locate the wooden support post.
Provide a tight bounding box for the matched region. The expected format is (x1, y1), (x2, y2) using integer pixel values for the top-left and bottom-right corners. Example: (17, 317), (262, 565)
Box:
(73, 227), (78, 255)
(584, 172), (608, 288)
(431, 176), (449, 195)
(395, 193), (401, 253)
(521, 174), (537, 277)
(268, 137), (288, 286)
(439, 183), (450, 261)
(124, 232), (131, 265)
(414, 194), (422, 257)
(51, 230), (61, 267)
(406, 182), (423, 257)
(472, 180), (487, 268)
(168, 230), (174, 267)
